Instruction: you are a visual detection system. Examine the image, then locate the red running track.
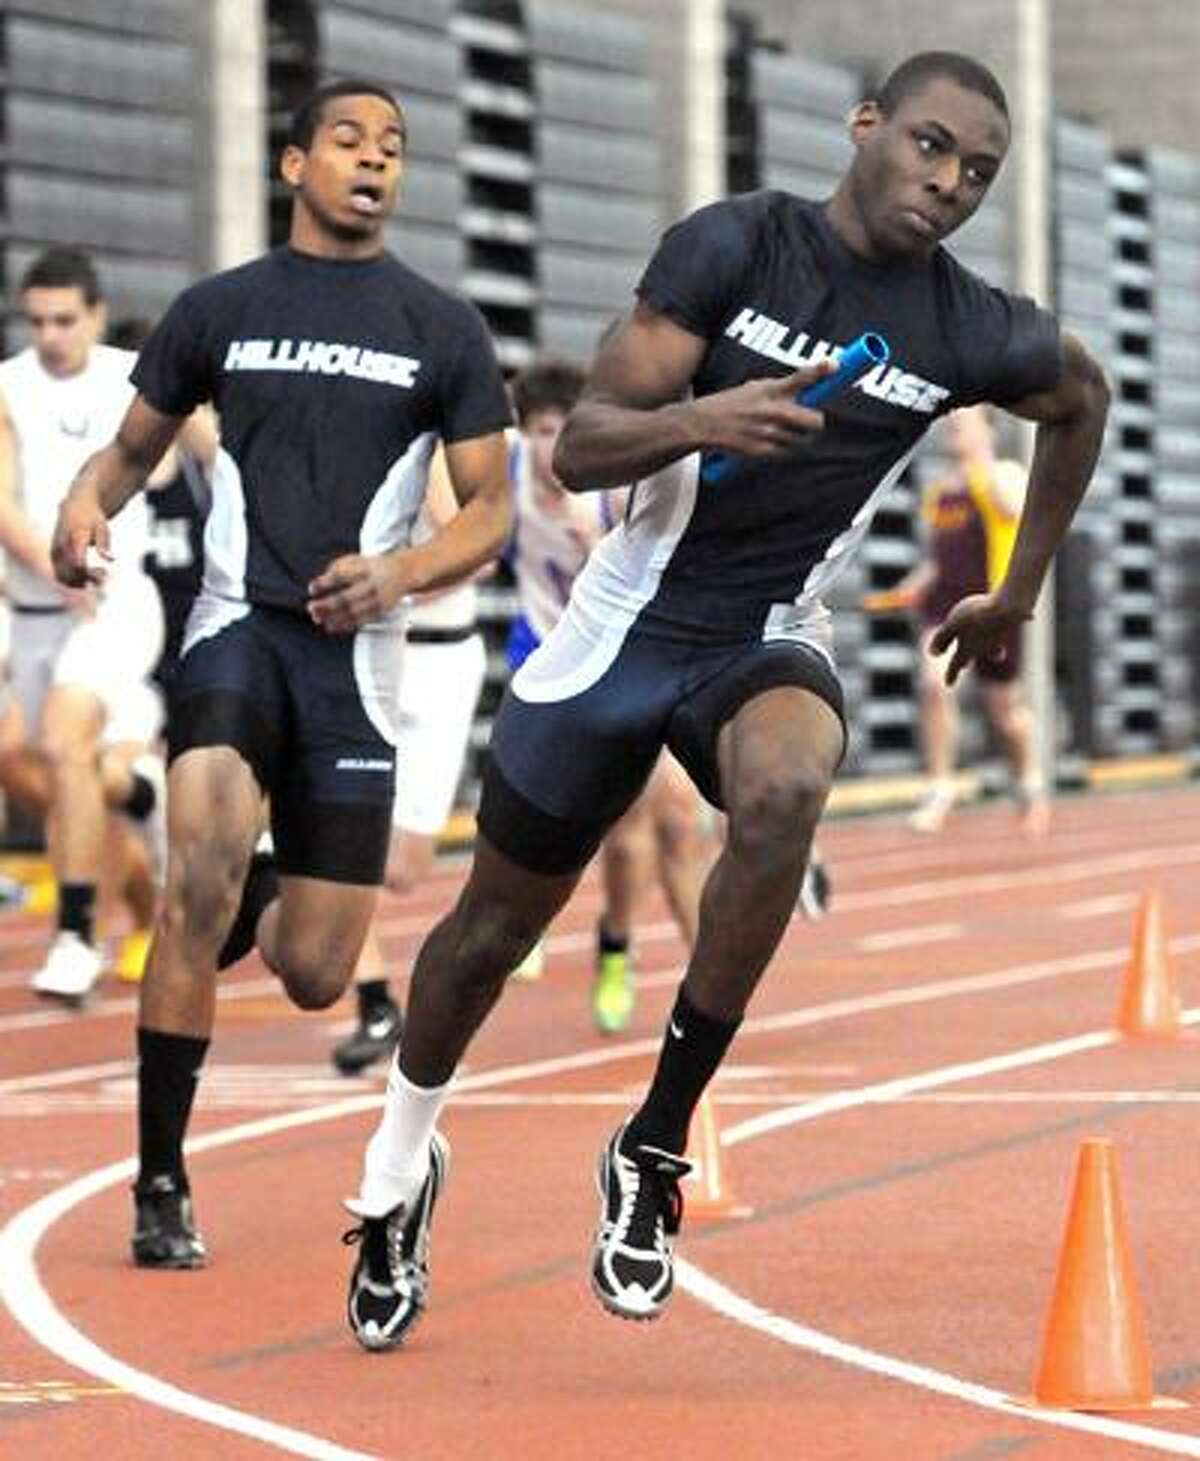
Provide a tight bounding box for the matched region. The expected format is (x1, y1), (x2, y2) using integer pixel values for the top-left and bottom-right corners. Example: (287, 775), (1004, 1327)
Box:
(4, 785), (1200, 1459)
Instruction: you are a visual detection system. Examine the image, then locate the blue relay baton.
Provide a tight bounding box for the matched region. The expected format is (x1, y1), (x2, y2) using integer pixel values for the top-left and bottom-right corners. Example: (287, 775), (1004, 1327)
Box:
(701, 330), (890, 484)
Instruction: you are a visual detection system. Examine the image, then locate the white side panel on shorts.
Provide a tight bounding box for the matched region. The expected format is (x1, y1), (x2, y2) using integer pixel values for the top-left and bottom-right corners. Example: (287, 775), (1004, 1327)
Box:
(763, 598), (837, 666)
(201, 445), (249, 602)
(511, 452), (702, 703)
(180, 591), (250, 658)
(353, 625), (404, 750)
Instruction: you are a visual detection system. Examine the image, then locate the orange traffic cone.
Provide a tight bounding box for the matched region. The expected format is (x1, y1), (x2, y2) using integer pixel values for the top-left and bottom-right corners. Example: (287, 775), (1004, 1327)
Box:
(1027, 1138), (1183, 1412)
(683, 1094), (752, 1221)
(1116, 891), (1182, 1039)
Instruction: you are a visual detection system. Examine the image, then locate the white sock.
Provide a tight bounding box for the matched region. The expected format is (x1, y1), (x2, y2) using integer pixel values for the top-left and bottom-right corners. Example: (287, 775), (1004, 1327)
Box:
(347, 1058), (450, 1219)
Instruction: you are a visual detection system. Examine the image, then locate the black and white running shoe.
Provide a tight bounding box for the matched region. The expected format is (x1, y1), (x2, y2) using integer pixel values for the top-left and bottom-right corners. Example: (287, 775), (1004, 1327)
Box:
(343, 1132), (449, 1351)
(131, 1175), (207, 1269)
(332, 999), (403, 1076)
(591, 1122), (691, 1321)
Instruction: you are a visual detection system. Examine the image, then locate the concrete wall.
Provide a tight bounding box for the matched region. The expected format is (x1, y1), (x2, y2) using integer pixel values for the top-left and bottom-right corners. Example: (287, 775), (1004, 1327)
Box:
(1050, 1), (1200, 152)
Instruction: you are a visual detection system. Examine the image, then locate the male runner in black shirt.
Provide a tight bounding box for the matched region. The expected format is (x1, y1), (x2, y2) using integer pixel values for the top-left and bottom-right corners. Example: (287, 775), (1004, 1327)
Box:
(338, 51), (1109, 1353)
(51, 80), (512, 1270)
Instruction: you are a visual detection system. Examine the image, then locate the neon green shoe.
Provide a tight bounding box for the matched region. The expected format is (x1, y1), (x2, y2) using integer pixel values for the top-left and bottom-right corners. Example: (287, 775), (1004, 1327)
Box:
(591, 949), (635, 1034)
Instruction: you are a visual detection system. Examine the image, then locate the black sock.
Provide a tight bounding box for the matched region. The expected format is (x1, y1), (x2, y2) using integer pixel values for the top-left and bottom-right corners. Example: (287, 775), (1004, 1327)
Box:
(217, 851), (279, 970)
(58, 883), (96, 945)
(597, 919), (630, 956)
(624, 987), (741, 1155)
(122, 771), (156, 822)
(356, 978), (394, 1019)
(136, 1027), (210, 1193)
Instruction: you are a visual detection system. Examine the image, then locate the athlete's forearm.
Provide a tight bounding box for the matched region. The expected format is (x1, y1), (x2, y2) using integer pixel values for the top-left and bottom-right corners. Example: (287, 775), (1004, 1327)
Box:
(553, 399), (706, 492)
(394, 487), (511, 597)
(68, 440), (156, 520)
(999, 359), (1110, 615)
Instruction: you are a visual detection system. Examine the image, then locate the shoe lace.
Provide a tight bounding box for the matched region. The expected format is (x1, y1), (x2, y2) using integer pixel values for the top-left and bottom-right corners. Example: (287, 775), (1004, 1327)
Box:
(616, 1147), (687, 1250)
(343, 1205), (418, 1284)
(341, 1215), (394, 1275)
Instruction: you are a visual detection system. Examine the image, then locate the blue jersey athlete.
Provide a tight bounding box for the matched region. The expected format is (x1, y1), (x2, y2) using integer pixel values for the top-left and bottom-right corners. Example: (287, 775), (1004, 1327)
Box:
(342, 50), (1110, 1349)
(51, 79), (512, 1273)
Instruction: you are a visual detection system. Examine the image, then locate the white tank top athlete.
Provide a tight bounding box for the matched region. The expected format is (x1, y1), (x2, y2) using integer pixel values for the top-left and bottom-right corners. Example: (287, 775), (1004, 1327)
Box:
(0, 343), (151, 608)
(508, 435), (622, 643)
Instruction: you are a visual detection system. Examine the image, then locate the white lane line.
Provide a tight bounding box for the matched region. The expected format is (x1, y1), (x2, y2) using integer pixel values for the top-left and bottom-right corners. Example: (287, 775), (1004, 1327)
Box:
(717, 1012), (1200, 1151)
(0, 976), (282, 1035)
(816, 813), (1195, 878)
(4, 950), (1200, 1452)
(0, 1148), (382, 1461)
(4, 924), (1200, 1100)
(3, 836), (1197, 1033)
(674, 1011), (1200, 1455)
(1060, 893), (1140, 920)
(378, 839), (1200, 935)
(0, 1061), (134, 1095)
(719, 1027), (1127, 1145)
(906, 1090), (1200, 1104)
(676, 1264), (1200, 1456)
(16, 1086), (1200, 1117)
(856, 923), (962, 952)
(833, 841), (1200, 913)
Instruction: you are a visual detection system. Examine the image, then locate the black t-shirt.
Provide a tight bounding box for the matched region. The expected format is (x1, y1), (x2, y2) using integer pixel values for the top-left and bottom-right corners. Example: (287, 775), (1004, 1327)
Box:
(633, 190), (1062, 627)
(133, 246), (512, 613)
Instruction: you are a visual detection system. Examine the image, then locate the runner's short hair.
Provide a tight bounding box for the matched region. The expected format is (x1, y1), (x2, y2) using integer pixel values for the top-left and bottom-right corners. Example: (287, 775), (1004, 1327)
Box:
(511, 355), (587, 425)
(20, 247), (103, 306)
(288, 79), (406, 151)
(874, 51), (1009, 122)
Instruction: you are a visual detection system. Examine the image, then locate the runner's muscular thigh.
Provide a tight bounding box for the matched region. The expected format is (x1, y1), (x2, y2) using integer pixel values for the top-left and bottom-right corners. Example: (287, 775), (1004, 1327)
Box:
(162, 745), (263, 915)
(718, 685), (844, 839)
(140, 746), (264, 1034)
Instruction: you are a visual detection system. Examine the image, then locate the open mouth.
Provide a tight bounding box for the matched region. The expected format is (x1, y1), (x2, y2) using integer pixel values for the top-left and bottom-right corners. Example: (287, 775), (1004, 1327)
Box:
(349, 183), (384, 216)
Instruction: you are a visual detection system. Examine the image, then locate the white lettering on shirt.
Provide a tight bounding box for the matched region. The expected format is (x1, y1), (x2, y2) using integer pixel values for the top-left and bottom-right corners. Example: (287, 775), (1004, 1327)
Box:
(723, 308), (950, 415)
(223, 339), (420, 389)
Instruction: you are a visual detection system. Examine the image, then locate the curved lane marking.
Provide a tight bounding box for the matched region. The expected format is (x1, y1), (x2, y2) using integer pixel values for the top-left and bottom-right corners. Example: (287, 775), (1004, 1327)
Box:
(673, 1010), (1200, 1454)
(4, 966), (1200, 1453)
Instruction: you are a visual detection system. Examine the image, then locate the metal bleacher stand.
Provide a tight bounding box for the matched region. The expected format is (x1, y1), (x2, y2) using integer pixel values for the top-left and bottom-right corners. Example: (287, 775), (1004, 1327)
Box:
(452, 0), (538, 814)
(1054, 120), (1200, 781)
(0, 0), (198, 853)
(1147, 148), (1200, 759)
(527, 1), (661, 361)
(0, 2), (197, 329)
(1053, 117), (1123, 767)
(1107, 151), (1163, 755)
(462, 0), (662, 819)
